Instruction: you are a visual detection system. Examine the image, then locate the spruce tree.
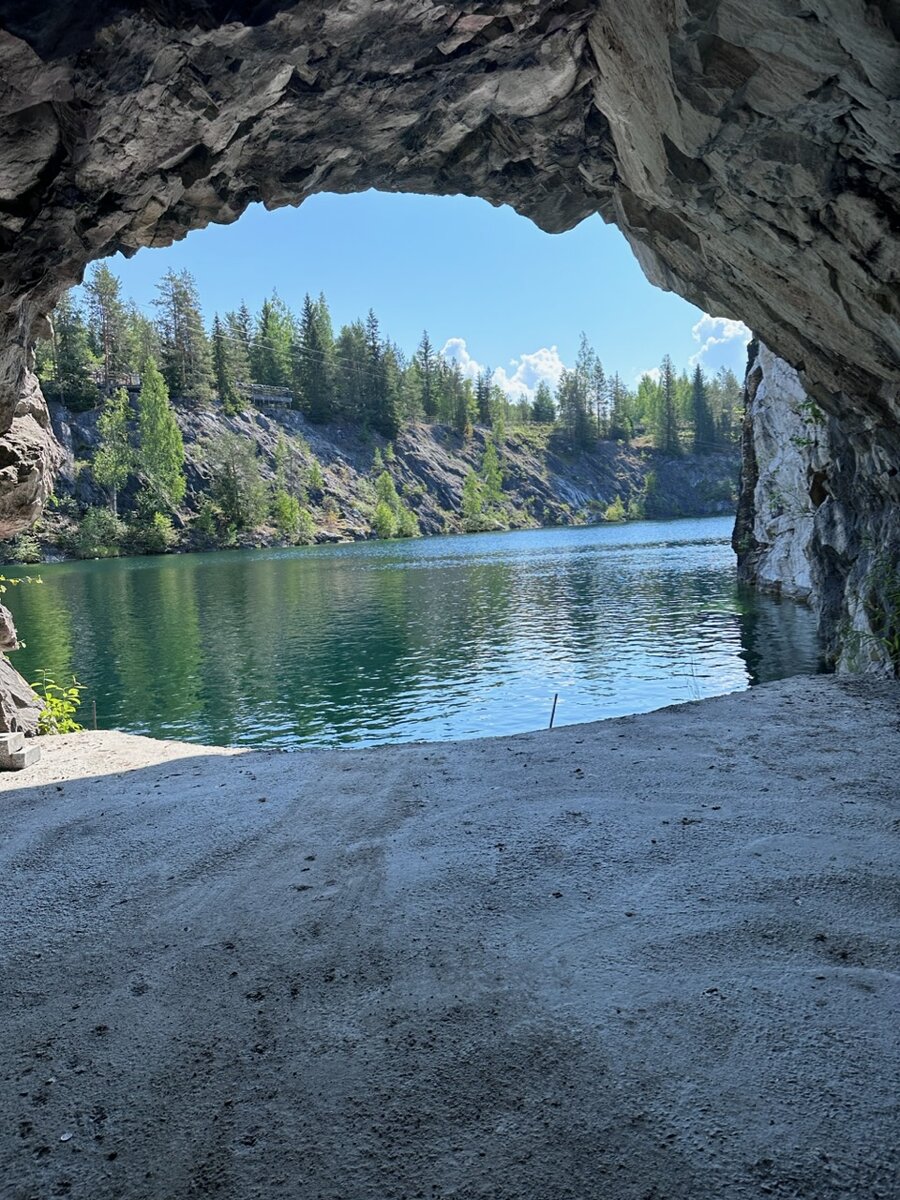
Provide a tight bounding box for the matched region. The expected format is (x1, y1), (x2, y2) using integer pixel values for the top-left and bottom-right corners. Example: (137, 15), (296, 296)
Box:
(44, 293), (98, 409)
(475, 370), (492, 426)
(417, 330), (438, 419)
(531, 381), (555, 423)
(296, 293), (334, 421)
(251, 294), (293, 389)
(657, 355), (680, 454)
(691, 364), (716, 454)
(212, 314), (241, 413)
(92, 388), (133, 515)
(136, 357), (186, 509)
(84, 264), (132, 387)
(153, 269), (213, 404)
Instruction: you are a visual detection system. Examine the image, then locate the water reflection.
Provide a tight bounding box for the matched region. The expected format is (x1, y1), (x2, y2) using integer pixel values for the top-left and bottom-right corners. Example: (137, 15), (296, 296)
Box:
(7, 518), (824, 748)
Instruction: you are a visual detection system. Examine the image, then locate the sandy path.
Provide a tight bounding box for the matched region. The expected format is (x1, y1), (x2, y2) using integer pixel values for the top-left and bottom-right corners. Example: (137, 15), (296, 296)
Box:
(1, 675), (898, 1199)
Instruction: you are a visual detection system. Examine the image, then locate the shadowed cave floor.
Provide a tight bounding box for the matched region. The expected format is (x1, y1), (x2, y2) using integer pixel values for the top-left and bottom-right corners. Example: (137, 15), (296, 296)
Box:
(1, 675), (898, 1199)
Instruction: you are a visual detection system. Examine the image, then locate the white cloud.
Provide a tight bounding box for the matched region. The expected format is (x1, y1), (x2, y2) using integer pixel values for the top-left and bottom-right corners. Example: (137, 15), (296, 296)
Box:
(441, 337), (567, 402)
(634, 366), (662, 385)
(688, 313), (751, 368)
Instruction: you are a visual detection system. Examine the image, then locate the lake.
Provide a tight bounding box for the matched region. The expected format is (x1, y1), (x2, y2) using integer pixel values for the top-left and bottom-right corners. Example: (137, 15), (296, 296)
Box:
(6, 517), (823, 748)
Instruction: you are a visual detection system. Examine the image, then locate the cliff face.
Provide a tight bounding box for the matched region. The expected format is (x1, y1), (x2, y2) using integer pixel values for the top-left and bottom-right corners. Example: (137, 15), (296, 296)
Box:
(0, 3), (897, 664)
(735, 342), (900, 674)
(39, 400), (739, 550)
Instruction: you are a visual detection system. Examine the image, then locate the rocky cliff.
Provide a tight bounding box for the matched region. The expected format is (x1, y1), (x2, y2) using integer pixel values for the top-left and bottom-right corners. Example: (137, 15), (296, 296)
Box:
(735, 340), (899, 673)
(0, 3), (897, 666)
(37, 400), (739, 551)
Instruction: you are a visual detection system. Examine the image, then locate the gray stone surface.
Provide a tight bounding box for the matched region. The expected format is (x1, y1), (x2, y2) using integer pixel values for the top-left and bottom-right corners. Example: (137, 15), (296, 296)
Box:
(735, 340), (900, 672)
(0, 654), (41, 736)
(1, 675), (898, 1199)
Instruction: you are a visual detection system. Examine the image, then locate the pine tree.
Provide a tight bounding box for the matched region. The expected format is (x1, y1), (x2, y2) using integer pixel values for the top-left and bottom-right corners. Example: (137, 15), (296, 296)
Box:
(44, 293), (99, 409)
(608, 373), (631, 442)
(153, 269), (213, 404)
(531, 381), (555, 423)
(295, 292), (334, 421)
(657, 354), (680, 454)
(417, 330), (438, 419)
(591, 358), (609, 439)
(136, 357), (186, 509)
(691, 364), (716, 454)
(84, 264), (132, 387)
(251, 294), (293, 389)
(481, 436), (503, 507)
(475, 370), (492, 426)
(212, 314), (241, 413)
(92, 388), (133, 514)
(363, 310), (400, 439)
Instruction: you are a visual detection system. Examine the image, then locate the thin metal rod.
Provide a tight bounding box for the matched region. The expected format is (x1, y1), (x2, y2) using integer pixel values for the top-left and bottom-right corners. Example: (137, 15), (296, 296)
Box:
(549, 693), (558, 730)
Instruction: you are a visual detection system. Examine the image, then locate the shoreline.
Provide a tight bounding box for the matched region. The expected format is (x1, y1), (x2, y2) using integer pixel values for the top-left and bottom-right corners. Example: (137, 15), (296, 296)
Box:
(2, 675), (898, 1198)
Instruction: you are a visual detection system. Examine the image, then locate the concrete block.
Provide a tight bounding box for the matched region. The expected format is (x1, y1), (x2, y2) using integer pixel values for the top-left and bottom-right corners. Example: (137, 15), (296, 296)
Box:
(1, 744), (40, 770)
(0, 731), (25, 755)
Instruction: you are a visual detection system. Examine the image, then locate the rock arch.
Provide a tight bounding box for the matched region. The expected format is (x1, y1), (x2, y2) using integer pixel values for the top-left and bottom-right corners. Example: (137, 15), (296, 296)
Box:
(0, 1), (897, 661)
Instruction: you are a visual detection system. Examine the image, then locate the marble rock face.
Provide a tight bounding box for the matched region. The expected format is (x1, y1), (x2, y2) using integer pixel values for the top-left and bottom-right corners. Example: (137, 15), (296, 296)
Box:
(0, 2), (896, 664)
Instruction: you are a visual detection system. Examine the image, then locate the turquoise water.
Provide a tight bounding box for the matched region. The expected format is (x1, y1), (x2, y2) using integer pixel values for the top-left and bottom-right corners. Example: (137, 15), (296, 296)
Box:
(6, 517), (823, 748)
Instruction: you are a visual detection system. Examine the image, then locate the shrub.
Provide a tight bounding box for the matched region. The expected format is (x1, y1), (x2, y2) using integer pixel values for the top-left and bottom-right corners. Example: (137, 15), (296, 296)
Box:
(604, 495), (627, 522)
(31, 672), (85, 735)
(296, 506), (316, 546)
(75, 507), (125, 558)
(372, 499), (397, 539)
(307, 459), (324, 494)
(273, 489), (302, 540)
(129, 511), (177, 555)
(396, 506), (419, 538)
(4, 532), (42, 564)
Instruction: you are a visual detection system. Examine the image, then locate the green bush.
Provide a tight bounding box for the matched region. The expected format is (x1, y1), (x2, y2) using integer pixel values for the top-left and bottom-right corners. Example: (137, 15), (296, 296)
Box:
(4, 532), (42, 564)
(296, 506), (316, 546)
(129, 511), (177, 555)
(31, 672), (85, 735)
(604, 495), (627, 522)
(75, 507), (125, 558)
(273, 490), (302, 541)
(372, 499), (397, 539)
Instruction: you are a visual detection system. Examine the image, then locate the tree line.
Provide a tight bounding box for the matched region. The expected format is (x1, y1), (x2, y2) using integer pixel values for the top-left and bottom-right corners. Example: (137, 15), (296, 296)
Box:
(36, 264), (743, 455)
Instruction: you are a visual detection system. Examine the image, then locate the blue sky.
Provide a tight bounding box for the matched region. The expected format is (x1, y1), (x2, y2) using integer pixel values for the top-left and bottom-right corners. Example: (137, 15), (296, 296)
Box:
(102, 190), (750, 399)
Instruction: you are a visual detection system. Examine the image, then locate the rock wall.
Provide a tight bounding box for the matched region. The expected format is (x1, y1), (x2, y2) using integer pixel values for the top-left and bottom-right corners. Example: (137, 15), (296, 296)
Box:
(735, 341), (900, 674)
(0, 2), (897, 665)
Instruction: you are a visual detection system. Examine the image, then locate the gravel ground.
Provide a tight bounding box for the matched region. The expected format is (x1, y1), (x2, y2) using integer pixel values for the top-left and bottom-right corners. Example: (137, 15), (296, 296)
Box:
(1, 675), (898, 1200)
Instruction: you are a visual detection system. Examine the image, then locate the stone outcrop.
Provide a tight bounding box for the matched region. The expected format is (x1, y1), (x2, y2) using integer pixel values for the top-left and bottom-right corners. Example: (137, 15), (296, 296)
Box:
(38, 399), (738, 548)
(0, 3), (897, 661)
(735, 340), (900, 673)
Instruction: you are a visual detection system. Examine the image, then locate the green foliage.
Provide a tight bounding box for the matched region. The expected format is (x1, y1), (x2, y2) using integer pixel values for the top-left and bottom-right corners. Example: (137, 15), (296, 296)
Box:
(273, 489), (303, 541)
(75, 507), (125, 558)
(154, 269), (214, 403)
(384, 441), (396, 463)
(307, 459), (324, 494)
(461, 471), (489, 531)
(136, 358), (187, 509)
(194, 499), (221, 542)
(93, 388), (133, 513)
(372, 499), (397, 539)
(296, 506), (316, 546)
(481, 437), (504, 507)
(372, 470), (418, 538)
(31, 672), (85, 735)
(372, 447), (384, 474)
(4, 532), (42, 564)
(205, 431), (269, 529)
(603, 495), (627, 522)
(128, 511), (177, 555)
